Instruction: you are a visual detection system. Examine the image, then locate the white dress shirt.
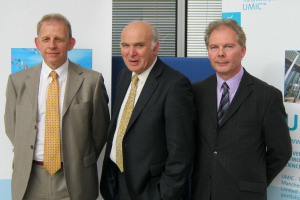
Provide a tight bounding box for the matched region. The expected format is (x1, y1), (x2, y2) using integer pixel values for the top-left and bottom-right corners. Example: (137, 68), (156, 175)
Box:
(110, 58), (157, 163)
(33, 60), (68, 161)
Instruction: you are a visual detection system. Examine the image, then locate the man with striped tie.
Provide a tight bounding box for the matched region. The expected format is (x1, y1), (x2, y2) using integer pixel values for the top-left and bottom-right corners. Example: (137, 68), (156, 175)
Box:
(191, 19), (291, 200)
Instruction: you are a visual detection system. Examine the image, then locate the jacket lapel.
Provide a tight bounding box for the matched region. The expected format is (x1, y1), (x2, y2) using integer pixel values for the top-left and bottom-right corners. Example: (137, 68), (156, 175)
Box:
(125, 58), (162, 132)
(206, 76), (219, 128)
(25, 64), (42, 122)
(218, 70), (253, 127)
(62, 62), (84, 117)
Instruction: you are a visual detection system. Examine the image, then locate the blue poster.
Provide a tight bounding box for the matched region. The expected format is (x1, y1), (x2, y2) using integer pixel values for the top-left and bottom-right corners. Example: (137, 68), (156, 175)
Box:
(11, 48), (92, 73)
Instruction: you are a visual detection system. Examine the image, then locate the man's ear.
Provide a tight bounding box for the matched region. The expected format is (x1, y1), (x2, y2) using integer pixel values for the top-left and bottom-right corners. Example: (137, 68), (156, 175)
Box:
(153, 41), (160, 55)
(68, 38), (76, 51)
(35, 37), (41, 50)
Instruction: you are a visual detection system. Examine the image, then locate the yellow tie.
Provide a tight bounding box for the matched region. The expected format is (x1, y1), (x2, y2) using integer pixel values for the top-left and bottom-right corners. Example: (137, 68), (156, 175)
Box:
(116, 75), (139, 172)
(44, 71), (61, 175)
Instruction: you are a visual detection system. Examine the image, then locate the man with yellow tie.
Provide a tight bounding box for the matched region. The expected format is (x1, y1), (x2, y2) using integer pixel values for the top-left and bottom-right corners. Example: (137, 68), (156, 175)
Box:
(100, 21), (195, 200)
(4, 13), (110, 200)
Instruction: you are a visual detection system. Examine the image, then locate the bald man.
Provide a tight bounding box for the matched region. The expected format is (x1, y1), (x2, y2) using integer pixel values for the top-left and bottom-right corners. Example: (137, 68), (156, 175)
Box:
(100, 21), (195, 200)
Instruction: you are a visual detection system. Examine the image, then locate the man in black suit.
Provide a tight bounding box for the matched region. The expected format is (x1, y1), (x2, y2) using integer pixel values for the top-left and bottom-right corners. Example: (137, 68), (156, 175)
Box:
(191, 19), (292, 200)
(100, 21), (195, 200)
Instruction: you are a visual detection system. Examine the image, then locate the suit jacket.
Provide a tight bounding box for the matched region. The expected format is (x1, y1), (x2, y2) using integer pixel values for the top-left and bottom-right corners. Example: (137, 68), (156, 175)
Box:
(4, 61), (110, 200)
(100, 57), (195, 200)
(191, 69), (292, 200)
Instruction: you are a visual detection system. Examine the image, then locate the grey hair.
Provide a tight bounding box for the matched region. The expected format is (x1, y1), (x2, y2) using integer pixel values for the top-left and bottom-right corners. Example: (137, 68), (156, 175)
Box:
(151, 25), (159, 49)
(37, 13), (72, 39)
(205, 19), (246, 48)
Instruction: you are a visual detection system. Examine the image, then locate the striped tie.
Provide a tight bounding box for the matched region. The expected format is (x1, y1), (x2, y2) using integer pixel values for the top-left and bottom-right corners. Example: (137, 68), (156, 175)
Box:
(44, 71), (61, 175)
(217, 82), (230, 126)
(116, 75), (139, 172)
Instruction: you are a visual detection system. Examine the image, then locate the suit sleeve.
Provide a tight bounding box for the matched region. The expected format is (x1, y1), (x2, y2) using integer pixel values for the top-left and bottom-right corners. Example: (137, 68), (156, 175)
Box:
(92, 73), (110, 157)
(263, 89), (292, 185)
(4, 75), (17, 145)
(160, 76), (196, 200)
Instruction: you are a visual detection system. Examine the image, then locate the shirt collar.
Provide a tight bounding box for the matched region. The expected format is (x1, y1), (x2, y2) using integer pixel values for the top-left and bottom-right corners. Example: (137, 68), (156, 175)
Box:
(41, 60), (69, 81)
(217, 67), (244, 93)
(132, 57), (157, 84)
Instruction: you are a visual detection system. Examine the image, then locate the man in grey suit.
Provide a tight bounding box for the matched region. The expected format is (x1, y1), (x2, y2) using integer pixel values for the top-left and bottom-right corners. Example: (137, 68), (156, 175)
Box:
(191, 19), (292, 200)
(100, 21), (195, 200)
(4, 13), (110, 200)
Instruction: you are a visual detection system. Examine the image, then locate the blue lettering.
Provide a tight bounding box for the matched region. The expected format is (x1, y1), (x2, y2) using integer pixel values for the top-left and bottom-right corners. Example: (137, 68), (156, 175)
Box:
(243, 3), (255, 10)
(292, 139), (300, 144)
(290, 157), (300, 162)
(293, 151), (300, 156)
(243, 3), (266, 10)
(287, 114), (298, 131)
(282, 174), (294, 180)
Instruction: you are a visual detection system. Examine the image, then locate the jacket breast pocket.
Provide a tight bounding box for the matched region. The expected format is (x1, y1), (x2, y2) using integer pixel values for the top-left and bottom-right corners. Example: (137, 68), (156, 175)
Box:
(69, 101), (92, 123)
(71, 101), (91, 111)
(142, 103), (162, 114)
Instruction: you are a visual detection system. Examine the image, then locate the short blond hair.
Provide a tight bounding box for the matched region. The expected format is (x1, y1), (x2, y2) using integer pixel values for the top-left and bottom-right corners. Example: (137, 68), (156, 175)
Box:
(205, 19), (246, 48)
(37, 13), (72, 38)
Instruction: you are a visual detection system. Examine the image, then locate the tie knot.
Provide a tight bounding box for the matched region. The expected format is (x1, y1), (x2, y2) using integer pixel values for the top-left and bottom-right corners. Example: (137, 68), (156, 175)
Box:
(132, 75), (139, 85)
(222, 82), (229, 90)
(50, 71), (58, 80)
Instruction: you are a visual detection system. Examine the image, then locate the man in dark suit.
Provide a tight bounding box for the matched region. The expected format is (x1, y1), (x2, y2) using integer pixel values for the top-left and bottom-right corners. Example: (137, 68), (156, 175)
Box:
(191, 19), (292, 200)
(4, 13), (110, 200)
(100, 21), (195, 200)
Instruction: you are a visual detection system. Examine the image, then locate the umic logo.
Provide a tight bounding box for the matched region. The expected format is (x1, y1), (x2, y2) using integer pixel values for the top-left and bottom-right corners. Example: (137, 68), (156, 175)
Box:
(243, 3), (266, 10)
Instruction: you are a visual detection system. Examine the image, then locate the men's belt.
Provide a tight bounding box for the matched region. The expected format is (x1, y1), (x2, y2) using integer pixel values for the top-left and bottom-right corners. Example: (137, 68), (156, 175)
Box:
(33, 160), (63, 167)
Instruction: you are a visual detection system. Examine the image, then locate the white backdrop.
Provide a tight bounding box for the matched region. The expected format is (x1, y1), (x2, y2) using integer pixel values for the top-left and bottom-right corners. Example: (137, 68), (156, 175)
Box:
(0, 0), (112, 199)
(223, 0), (300, 199)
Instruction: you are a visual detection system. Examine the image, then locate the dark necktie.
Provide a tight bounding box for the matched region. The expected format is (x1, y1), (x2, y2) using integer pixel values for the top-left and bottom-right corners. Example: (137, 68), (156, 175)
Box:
(217, 82), (230, 126)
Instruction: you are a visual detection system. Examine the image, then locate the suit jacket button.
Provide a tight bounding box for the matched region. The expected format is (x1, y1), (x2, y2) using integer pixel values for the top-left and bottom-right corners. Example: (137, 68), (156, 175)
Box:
(34, 125), (37, 129)
(30, 145), (34, 149)
(213, 151), (217, 156)
(208, 174), (212, 178)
